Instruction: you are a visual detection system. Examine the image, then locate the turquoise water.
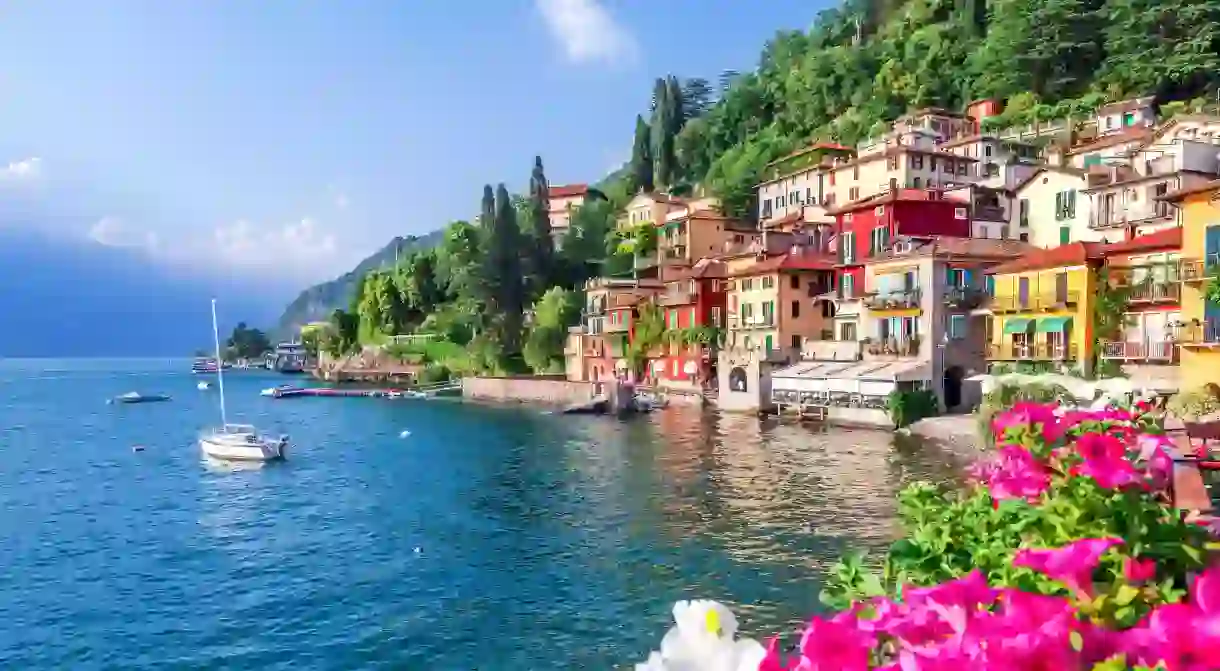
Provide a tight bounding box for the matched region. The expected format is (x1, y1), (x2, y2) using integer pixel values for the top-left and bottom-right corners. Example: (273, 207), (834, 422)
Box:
(0, 359), (954, 669)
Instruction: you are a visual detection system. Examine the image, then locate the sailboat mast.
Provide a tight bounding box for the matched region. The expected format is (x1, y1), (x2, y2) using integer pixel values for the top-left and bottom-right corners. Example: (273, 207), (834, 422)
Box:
(210, 298), (228, 427)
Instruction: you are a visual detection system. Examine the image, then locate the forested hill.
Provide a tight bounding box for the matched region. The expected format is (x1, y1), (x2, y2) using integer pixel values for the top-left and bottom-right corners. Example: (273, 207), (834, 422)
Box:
(682, 0), (1220, 215)
(273, 231), (443, 338)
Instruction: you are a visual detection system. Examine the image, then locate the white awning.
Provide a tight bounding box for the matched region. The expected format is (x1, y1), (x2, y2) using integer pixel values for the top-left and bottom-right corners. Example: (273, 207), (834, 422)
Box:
(771, 359), (930, 396)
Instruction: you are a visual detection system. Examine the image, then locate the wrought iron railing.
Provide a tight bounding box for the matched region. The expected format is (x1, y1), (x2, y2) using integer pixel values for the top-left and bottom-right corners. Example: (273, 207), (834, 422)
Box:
(986, 342), (1080, 360)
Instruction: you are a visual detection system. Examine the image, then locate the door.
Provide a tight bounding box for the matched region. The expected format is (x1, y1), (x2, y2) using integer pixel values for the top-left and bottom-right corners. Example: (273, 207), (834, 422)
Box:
(1018, 277), (1030, 308)
(1055, 272), (1068, 303)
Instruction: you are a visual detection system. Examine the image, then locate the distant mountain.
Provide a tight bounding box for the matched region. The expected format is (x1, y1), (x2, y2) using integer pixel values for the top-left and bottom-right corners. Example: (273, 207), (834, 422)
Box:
(273, 230), (445, 338)
(0, 229), (283, 357)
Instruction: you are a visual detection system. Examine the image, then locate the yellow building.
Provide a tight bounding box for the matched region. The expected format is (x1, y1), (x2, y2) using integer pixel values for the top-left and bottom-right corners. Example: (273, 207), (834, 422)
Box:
(1162, 179), (1220, 389)
(722, 250), (836, 356)
(983, 242), (1104, 375)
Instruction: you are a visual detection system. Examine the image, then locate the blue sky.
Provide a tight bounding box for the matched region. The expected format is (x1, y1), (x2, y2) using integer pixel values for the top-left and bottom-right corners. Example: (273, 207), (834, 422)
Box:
(0, 0), (826, 286)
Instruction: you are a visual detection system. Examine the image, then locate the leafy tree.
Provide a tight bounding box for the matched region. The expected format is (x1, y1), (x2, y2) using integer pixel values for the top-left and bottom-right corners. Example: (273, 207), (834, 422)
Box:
(625, 302), (666, 380)
(522, 287), (582, 374)
(225, 322), (272, 361)
(435, 220), (482, 301)
(630, 115), (654, 194)
(680, 77), (714, 120)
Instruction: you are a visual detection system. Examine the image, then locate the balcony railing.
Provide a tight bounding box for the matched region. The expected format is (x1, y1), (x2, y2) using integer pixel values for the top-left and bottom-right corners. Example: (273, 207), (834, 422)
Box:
(1181, 255), (1220, 283)
(988, 291), (1081, 313)
(862, 289), (921, 310)
(1179, 321), (1220, 346)
(802, 339), (863, 361)
(1090, 204), (1173, 229)
(663, 245), (687, 260)
(865, 336), (921, 357)
(1099, 340), (1179, 362)
(657, 290), (695, 306)
(1126, 281), (1180, 303)
(944, 286), (988, 310)
(729, 314), (776, 329)
(986, 342), (1080, 361)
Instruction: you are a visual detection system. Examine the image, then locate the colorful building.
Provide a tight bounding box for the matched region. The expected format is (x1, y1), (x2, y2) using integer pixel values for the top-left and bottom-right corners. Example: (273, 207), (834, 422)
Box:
(1010, 165), (1108, 248)
(755, 142), (856, 225)
(566, 277), (662, 383)
(1097, 228), (1182, 391)
(722, 247), (836, 359)
(829, 186), (972, 341)
(547, 184), (605, 244)
(983, 242), (1104, 375)
(649, 258), (727, 388)
(655, 209), (753, 274)
(1162, 180), (1220, 390)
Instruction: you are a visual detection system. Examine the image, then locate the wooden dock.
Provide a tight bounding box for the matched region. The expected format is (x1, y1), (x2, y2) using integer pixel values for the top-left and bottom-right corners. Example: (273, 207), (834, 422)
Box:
(1171, 432), (1214, 513)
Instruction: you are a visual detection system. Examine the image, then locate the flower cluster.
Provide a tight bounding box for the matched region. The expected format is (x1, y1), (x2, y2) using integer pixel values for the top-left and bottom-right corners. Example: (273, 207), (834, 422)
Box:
(758, 401), (1218, 671)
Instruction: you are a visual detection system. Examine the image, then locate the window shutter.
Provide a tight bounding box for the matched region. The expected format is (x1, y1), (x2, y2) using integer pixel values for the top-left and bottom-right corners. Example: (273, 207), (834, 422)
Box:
(1054, 192), (1063, 220)
(1068, 190), (1076, 217)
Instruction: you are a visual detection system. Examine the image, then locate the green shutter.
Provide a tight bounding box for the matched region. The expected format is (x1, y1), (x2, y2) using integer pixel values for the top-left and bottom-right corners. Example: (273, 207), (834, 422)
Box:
(1054, 192), (1063, 220)
(764, 334), (773, 351)
(1067, 190), (1076, 218)
(1059, 226), (1071, 245)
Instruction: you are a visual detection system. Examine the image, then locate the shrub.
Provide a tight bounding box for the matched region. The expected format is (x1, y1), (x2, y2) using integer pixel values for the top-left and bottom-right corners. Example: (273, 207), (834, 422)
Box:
(887, 389), (938, 428)
(1168, 386), (1220, 421)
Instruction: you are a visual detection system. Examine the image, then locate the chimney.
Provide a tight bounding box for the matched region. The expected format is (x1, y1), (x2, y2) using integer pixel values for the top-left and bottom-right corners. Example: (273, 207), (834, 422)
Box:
(889, 178), (898, 193)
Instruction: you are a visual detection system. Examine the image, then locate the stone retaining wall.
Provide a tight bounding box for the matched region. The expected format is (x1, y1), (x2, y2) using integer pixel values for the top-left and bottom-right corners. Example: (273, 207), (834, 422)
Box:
(461, 376), (597, 405)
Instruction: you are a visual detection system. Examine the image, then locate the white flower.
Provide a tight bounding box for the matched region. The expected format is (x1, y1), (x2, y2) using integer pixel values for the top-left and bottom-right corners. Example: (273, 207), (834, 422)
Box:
(635, 600), (767, 671)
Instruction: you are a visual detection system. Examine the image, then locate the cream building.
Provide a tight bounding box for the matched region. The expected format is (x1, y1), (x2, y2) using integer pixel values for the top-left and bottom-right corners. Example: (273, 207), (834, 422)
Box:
(1012, 166), (1107, 248)
(1085, 137), (1220, 238)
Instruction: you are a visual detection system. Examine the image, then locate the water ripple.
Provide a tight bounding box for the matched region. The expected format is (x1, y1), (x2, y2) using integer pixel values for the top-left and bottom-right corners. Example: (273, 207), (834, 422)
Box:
(0, 359), (957, 669)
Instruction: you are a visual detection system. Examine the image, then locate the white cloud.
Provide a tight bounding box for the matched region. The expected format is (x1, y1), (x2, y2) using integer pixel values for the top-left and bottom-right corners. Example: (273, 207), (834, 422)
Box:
(0, 157), (43, 181)
(535, 0), (638, 65)
(88, 216), (159, 251)
(213, 217), (339, 270)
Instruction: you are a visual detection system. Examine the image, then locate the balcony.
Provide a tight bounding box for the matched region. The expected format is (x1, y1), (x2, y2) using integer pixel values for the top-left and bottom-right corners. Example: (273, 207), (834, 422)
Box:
(988, 291), (1081, 313)
(1126, 281), (1180, 304)
(604, 319), (630, 334)
(663, 245), (688, 261)
(1181, 255), (1220, 283)
(583, 338), (604, 358)
(729, 313), (776, 329)
(865, 336), (921, 357)
(863, 289), (921, 311)
(802, 339), (863, 361)
(657, 290), (695, 306)
(1089, 204), (1173, 230)
(1099, 340), (1179, 362)
(1179, 321), (1220, 347)
(805, 280), (835, 297)
(986, 342), (1080, 361)
(944, 286), (988, 310)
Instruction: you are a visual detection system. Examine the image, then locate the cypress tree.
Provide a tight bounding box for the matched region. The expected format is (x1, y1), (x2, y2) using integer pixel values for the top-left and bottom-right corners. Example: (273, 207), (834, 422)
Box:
(651, 78), (676, 189)
(492, 183), (525, 353)
(630, 115), (654, 193)
(526, 155), (555, 301)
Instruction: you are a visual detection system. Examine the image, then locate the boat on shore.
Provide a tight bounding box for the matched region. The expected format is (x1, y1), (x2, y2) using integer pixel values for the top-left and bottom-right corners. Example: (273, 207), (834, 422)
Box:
(191, 358), (219, 374)
(109, 391), (172, 404)
(199, 299), (287, 463)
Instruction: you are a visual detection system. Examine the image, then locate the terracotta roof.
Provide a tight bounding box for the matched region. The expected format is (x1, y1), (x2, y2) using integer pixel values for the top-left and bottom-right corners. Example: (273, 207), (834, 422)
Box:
(764, 210), (803, 227)
(729, 251), (836, 277)
(925, 236), (1037, 259)
(937, 134), (999, 149)
(826, 188), (967, 215)
(1010, 165), (1088, 194)
(1102, 227), (1182, 256)
(659, 208), (733, 225)
(548, 184), (588, 198)
(672, 257), (729, 280)
(1145, 114), (1220, 144)
(1097, 97), (1154, 115)
(1065, 127), (1152, 156)
(609, 293), (646, 308)
(900, 107), (968, 120)
(765, 141), (856, 168)
(985, 242), (1105, 275)
(1159, 179), (1220, 202)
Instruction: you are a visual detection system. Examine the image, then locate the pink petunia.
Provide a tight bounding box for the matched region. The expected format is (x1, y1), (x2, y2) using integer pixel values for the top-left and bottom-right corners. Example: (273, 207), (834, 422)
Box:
(1072, 433), (1143, 490)
(797, 615), (872, 671)
(1013, 537), (1124, 598)
(1123, 557), (1157, 584)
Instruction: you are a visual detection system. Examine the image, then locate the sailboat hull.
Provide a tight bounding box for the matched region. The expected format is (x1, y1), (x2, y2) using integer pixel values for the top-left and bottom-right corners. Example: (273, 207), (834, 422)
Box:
(199, 435), (286, 462)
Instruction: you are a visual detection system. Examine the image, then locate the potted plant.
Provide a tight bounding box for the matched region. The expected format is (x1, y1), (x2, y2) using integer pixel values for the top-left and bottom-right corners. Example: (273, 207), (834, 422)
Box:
(1168, 386), (1220, 456)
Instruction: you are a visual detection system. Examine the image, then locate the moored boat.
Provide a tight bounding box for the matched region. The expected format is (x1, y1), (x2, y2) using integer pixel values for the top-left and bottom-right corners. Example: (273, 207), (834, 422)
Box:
(191, 357), (219, 374)
(109, 391), (172, 404)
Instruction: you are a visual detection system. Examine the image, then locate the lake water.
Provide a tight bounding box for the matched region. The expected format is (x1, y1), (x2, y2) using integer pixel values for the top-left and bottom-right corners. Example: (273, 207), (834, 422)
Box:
(0, 359), (957, 669)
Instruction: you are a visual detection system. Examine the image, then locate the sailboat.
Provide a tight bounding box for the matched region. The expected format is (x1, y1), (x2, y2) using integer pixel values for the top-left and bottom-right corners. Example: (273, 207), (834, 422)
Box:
(198, 299), (288, 462)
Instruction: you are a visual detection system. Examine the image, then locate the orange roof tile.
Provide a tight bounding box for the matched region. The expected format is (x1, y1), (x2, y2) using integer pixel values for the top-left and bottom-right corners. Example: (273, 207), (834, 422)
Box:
(826, 188), (967, 215)
(985, 242), (1105, 275)
(1102, 227), (1181, 256)
(729, 251), (836, 277)
(1065, 127), (1152, 156)
(1160, 179), (1220, 202)
(548, 184), (588, 198)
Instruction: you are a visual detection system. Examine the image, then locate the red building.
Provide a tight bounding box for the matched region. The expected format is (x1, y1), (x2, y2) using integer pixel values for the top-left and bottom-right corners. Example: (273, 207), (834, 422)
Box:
(829, 186), (972, 297)
(650, 258), (727, 388)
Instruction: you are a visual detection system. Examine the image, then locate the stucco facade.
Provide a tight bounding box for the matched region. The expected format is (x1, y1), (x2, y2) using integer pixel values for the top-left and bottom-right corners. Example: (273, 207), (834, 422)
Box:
(1164, 181), (1220, 390)
(1013, 167), (1105, 248)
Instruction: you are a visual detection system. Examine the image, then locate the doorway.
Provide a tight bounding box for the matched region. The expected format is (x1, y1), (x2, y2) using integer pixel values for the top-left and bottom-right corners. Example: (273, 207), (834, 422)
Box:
(943, 365), (965, 410)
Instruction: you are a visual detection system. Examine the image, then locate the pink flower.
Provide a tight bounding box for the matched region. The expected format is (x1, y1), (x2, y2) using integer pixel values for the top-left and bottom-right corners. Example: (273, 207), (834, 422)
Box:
(758, 636), (792, 671)
(973, 445), (1051, 505)
(797, 615), (872, 671)
(1013, 537), (1124, 598)
(1191, 564), (1220, 615)
(1124, 557), (1157, 584)
(1072, 433), (1143, 489)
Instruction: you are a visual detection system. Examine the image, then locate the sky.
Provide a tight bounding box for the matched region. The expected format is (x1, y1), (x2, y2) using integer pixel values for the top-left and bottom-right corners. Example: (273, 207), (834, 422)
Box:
(0, 0), (828, 288)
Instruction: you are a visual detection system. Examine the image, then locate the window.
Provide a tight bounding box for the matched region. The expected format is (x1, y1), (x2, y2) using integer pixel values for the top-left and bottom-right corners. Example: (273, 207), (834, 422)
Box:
(1018, 276), (1030, 307)
(1123, 112), (1135, 127)
(791, 190), (800, 204)
(1019, 198), (1030, 226)
(840, 321), (857, 341)
(764, 334), (774, 351)
(1055, 190), (1077, 220)
(958, 162), (968, 176)
(841, 273), (856, 297)
(949, 314), (966, 340)
(985, 144), (993, 157)
(791, 300), (800, 318)
(913, 177), (922, 188)
(853, 166), (860, 180)
(790, 275), (799, 289)
(870, 226), (889, 255)
(761, 276), (774, 289)
(806, 187), (813, 202)
(849, 187), (860, 200)
(912, 154), (924, 169)
(944, 160), (954, 174)
(711, 307), (721, 326)
(778, 194), (786, 208)
(742, 302), (754, 318)
(1019, 233), (1029, 242)
(1055, 272), (1068, 303)
(668, 310), (678, 329)
(791, 335), (802, 349)
(762, 301), (774, 323)
(742, 278), (752, 291)
(887, 156), (899, 171)
(1059, 226), (1071, 245)
(842, 233), (856, 264)
(954, 207), (968, 219)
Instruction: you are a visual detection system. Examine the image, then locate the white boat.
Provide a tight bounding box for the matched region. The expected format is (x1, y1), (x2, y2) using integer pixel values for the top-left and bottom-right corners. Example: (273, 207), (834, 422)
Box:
(197, 381), (211, 390)
(199, 299), (287, 462)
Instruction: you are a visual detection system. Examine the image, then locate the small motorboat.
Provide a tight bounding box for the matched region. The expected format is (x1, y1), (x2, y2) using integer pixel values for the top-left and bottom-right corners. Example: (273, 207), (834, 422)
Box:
(261, 385), (298, 398)
(197, 381), (212, 390)
(109, 391), (171, 404)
